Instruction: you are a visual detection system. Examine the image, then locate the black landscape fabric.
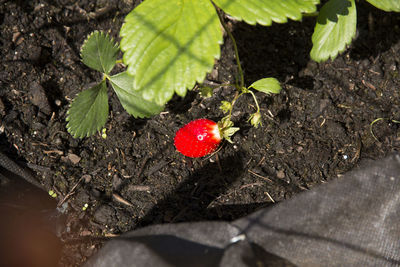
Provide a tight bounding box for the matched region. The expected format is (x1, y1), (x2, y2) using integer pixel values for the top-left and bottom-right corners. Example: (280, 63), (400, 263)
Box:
(86, 154), (400, 267)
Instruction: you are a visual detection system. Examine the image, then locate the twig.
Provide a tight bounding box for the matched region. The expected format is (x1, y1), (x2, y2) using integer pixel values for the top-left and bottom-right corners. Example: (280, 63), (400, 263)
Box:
(128, 185), (151, 192)
(265, 192), (275, 203)
(137, 156), (150, 180)
(112, 193), (134, 207)
(57, 177), (84, 207)
(256, 156), (265, 166)
(248, 169), (273, 183)
(239, 182), (263, 189)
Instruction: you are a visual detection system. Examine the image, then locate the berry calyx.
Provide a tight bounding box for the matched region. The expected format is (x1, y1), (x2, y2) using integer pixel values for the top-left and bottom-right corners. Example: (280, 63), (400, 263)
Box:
(174, 119), (221, 158)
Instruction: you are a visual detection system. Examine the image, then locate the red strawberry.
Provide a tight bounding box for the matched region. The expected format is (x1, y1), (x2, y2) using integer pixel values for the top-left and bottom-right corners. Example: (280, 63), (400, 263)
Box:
(174, 119), (221, 158)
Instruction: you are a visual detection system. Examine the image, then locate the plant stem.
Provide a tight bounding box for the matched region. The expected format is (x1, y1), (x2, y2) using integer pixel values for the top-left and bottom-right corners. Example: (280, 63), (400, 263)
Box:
(248, 90), (260, 112)
(228, 91), (243, 120)
(215, 8), (262, 128)
(216, 8), (244, 89)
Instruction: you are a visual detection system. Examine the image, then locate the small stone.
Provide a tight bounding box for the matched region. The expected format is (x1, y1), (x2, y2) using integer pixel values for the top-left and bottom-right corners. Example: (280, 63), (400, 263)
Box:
(54, 137), (62, 145)
(82, 174), (92, 183)
(93, 205), (115, 225)
(276, 170), (285, 179)
(112, 174), (123, 190)
(29, 82), (51, 115)
(80, 230), (92, 237)
(67, 153), (81, 164)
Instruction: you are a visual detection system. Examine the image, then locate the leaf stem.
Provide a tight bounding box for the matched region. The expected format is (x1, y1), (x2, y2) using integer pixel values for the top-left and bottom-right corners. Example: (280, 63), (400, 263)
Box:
(228, 91), (242, 119)
(248, 90), (260, 113)
(216, 8), (244, 89)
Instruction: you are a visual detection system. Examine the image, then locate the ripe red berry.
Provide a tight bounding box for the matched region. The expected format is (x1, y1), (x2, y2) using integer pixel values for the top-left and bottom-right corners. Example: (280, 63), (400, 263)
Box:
(174, 119), (221, 158)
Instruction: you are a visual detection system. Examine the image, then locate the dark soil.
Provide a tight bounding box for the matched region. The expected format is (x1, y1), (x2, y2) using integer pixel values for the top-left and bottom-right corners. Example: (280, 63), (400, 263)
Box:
(1, 1), (400, 266)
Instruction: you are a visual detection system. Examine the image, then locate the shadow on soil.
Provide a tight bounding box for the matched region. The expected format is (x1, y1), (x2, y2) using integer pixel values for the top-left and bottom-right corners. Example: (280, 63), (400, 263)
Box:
(138, 150), (270, 227)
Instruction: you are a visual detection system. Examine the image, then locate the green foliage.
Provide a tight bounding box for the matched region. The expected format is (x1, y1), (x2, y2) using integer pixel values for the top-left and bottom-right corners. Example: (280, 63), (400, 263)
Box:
(213, 0), (320, 25)
(310, 0), (356, 62)
(120, 0), (222, 106)
(249, 78), (282, 94)
(67, 0), (400, 139)
(66, 81), (109, 138)
(366, 0), (400, 12)
(120, 0), (320, 107)
(66, 31), (161, 138)
(310, 0), (400, 62)
(108, 72), (164, 118)
(81, 31), (119, 74)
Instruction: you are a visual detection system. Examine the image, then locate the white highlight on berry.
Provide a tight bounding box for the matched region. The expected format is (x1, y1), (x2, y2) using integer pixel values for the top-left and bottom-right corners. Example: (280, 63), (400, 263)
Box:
(210, 124), (221, 141)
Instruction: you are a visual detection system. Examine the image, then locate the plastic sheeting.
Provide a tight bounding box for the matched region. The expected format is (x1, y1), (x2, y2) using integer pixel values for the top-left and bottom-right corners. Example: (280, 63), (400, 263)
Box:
(86, 154), (400, 267)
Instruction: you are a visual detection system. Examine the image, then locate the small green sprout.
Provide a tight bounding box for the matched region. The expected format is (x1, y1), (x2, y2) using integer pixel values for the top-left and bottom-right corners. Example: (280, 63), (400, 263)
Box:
(101, 128), (107, 139)
(48, 190), (57, 198)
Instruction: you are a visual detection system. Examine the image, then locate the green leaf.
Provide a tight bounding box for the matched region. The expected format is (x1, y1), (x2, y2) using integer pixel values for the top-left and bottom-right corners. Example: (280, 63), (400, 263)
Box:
(81, 31), (119, 74)
(66, 81), (109, 138)
(212, 0), (320, 25)
(120, 0), (222, 106)
(310, 0), (356, 62)
(249, 78), (281, 94)
(108, 72), (164, 118)
(366, 0), (400, 12)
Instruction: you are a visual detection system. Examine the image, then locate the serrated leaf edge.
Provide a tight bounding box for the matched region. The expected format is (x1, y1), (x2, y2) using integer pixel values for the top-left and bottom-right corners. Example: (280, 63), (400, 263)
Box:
(80, 30), (119, 73)
(66, 81), (108, 138)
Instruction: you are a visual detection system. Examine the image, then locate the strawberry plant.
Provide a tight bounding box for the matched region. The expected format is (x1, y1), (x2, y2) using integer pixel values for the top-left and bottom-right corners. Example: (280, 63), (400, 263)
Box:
(66, 31), (163, 138)
(67, 0), (322, 138)
(310, 0), (400, 62)
(66, 0), (400, 140)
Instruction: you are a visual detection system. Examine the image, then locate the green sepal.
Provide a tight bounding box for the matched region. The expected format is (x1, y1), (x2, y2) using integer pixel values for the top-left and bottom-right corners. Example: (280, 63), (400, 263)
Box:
(108, 72), (164, 118)
(66, 81), (109, 138)
(218, 116), (239, 143)
(81, 31), (119, 74)
(248, 112), (262, 128)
